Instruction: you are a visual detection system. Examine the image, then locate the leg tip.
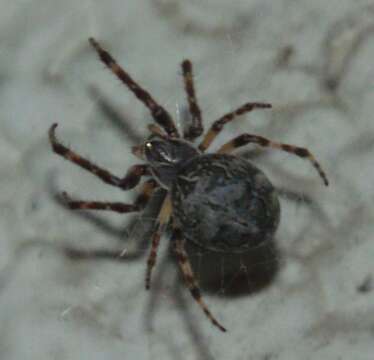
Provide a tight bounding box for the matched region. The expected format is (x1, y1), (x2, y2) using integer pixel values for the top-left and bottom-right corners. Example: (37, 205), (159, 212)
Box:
(50, 122), (58, 131)
(213, 319), (227, 332)
(88, 37), (97, 47)
(48, 123), (58, 141)
(181, 59), (192, 72)
(219, 325), (227, 333)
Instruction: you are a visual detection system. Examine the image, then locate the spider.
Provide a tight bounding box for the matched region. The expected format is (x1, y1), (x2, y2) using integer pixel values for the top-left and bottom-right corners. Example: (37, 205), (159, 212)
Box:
(49, 37), (329, 333)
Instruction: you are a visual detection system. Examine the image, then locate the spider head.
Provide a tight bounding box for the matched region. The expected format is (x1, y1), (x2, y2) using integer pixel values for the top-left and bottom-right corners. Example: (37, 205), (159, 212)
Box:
(142, 136), (200, 188)
(144, 136), (198, 166)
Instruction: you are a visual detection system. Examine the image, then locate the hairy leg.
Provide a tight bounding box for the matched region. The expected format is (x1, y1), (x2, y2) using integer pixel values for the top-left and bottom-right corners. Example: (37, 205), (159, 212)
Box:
(198, 102), (271, 152)
(49, 124), (149, 190)
(56, 180), (160, 261)
(89, 38), (179, 138)
(60, 179), (158, 213)
(218, 133), (329, 186)
(181, 60), (203, 140)
(145, 194), (173, 289)
(173, 228), (226, 332)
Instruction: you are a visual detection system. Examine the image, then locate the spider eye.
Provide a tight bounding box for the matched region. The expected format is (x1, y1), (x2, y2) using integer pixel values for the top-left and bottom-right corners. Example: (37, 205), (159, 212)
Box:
(144, 140), (170, 163)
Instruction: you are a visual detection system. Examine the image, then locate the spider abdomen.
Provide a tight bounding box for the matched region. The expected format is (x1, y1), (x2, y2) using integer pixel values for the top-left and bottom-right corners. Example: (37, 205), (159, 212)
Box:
(172, 154), (280, 253)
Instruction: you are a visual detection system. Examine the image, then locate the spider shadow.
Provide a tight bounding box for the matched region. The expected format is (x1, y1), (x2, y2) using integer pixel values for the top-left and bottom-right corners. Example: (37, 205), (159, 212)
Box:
(183, 237), (280, 298)
(88, 85), (144, 145)
(180, 183), (326, 299)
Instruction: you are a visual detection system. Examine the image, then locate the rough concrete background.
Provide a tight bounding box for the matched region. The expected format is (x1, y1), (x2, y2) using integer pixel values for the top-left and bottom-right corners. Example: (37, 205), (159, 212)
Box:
(1, 1), (374, 359)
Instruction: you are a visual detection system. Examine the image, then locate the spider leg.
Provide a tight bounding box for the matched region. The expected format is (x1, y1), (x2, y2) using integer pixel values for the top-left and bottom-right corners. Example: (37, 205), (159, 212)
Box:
(145, 194), (172, 289)
(56, 183), (165, 263)
(218, 133), (329, 186)
(172, 228), (227, 332)
(89, 37), (179, 138)
(181, 60), (203, 140)
(198, 102), (271, 152)
(49, 124), (149, 190)
(59, 210), (155, 262)
(62, 195), (141, 212)
(59, 179), (158, 213)
(147, 123), (167, 138)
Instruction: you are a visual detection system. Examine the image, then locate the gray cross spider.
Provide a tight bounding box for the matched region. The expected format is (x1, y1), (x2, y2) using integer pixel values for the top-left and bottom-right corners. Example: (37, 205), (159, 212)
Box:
(49, 37), (329, 332)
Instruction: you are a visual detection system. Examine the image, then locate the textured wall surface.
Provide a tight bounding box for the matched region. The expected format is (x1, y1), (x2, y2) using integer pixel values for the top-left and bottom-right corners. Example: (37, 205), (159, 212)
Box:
(1, 1), (374, 359)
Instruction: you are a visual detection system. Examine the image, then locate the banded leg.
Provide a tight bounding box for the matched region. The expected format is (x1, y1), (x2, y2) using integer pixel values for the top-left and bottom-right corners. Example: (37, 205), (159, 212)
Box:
(134, 179), (159, 208)
(147, 123), (167, 138)
(198, 102), (271, 152)
(89, 38), (179, 138)
(173, 228), (226, 332)
(49, 124), (149, 190)
(145, 194), (172, 289)
(57, 181), (162, 262)
(218, 133), (329, 186)
(181, 60), (203, 140)
(60, 179), (158, 213)
(62, 194), (140, 212)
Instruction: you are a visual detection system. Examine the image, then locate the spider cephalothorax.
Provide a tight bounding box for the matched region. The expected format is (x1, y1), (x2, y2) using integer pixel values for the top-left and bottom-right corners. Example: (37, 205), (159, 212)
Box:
(49, 37), (328, 332)
(142, 135), (200, 188)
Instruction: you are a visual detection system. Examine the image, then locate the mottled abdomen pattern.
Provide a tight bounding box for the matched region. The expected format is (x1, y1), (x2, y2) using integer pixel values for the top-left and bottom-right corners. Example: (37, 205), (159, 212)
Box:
(172, 154), (280, 253)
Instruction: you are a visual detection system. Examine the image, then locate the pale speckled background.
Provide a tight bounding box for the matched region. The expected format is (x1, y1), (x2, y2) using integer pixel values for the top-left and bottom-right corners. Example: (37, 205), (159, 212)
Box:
(1, 1), (374, 359)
